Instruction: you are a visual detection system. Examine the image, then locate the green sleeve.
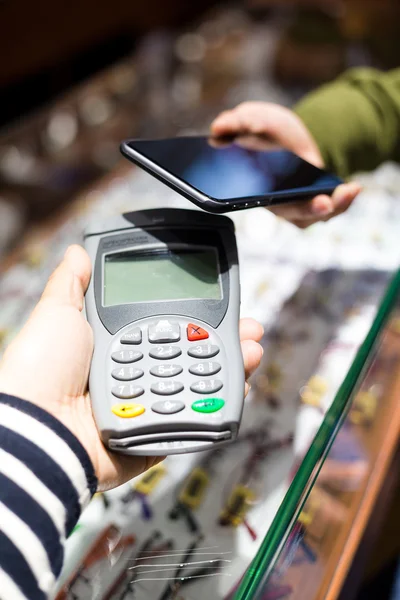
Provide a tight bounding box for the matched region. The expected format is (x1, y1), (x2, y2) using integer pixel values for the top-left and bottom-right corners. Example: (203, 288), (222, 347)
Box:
(294, 68), (400, 179)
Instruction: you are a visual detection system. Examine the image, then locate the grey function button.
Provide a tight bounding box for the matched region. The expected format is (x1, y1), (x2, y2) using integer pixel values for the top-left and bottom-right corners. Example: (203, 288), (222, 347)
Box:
(120, 327), (142, 344)
(149, 346), (182, 360)
(152, 399), (185, 415)
(189, 362), (221, 376)
(151, 381), (184, 396)
(148, 320), (180, 343)
(112, 367), (144, 381)
(112, 384), (144, 399)
(111, 349), (143, 364)
(187, 344), (220, 359)
(190, 379), (223, 394)
(150, 364), (183, 378)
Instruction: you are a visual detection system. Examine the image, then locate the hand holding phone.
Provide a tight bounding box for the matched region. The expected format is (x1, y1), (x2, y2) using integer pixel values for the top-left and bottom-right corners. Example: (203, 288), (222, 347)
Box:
(210, 102), (362, 227)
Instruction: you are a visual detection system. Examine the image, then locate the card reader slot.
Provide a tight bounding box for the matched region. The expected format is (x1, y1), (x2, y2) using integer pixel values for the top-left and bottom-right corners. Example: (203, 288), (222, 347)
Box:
(109, 429), (232, 449)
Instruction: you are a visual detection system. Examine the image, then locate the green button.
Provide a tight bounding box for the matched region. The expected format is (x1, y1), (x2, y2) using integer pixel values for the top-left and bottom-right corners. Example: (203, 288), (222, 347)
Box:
(191, 398), (225, 413)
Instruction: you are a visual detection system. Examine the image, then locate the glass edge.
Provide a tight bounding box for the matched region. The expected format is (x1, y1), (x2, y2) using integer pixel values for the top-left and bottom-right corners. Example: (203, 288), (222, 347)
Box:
(234, 268), (400, 600)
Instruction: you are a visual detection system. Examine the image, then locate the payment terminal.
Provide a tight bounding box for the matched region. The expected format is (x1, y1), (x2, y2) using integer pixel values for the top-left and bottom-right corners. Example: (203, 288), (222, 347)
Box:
(84, 209), (244, 456)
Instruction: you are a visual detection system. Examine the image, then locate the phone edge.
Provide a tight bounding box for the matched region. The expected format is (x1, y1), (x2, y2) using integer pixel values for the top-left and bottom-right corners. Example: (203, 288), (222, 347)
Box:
(120, 140), (341, 213)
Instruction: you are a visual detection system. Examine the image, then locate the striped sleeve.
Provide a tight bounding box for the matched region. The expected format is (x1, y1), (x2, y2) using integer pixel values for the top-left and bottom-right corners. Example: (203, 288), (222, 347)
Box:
(0, 393), (98, 600)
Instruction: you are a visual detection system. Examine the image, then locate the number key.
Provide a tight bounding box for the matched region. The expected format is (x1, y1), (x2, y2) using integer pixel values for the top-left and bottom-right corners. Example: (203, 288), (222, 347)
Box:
(149, 346), (181, 360)
(111, 350), (143, 364)
(190, 379), (223, 394)
(112, 367), (144, 381)
(151, 381), (184, 396)
(189, 362), (221, 376)
(112, 385), (144, 399)
(150, 364), (183, 378)
(187, 344), (219, 359)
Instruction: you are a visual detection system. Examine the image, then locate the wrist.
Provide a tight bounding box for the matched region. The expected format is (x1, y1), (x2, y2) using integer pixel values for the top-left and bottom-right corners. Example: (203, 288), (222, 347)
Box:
(0, 393), (98, 518)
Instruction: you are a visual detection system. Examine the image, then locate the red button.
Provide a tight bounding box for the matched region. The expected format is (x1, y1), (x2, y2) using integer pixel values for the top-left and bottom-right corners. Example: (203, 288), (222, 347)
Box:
(187, 323), (209, 341)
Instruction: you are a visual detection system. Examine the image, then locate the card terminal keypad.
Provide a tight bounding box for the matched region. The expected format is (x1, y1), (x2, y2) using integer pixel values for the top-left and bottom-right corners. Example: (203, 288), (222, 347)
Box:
(108, 316), (226, 420)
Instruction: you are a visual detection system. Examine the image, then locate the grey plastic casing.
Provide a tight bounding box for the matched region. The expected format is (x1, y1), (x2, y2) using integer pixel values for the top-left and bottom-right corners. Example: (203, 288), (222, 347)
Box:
(84, 208), (244, 456)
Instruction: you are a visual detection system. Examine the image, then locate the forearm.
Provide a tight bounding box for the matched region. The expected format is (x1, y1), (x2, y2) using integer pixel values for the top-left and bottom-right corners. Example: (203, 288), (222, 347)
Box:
(0, 394), (97, 599)
(295, 68), (400, 179)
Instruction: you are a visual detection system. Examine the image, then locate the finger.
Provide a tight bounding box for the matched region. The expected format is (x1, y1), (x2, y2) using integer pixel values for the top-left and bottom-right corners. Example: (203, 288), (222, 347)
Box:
(228, 103), (324, 166)
(233, 134), (277, 151)
(211, 110), (243, 136)
(236, 103), (287, 137)
(290, 182), (362, 228)
(64, 245), (92, 292)
(212, 102), (324, 168)
(305, 182), (361, 219)
(267, 195), (332, 222)
(241, 339), (263, 379)
(212, 104), (274, 138)
(267, 182), (361, 224)
(207, 135), (234, 148)
(209, 133), (276, 152)
(330, 181), (362, 212)
(40, 245), (92, 311)
(239, 318), (264, 342)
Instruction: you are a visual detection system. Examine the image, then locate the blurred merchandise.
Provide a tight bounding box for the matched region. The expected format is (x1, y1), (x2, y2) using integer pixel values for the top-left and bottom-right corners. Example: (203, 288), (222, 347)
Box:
(342, 0), (400, 68)
(2, 2), (399, 232)
(0, 193), (25, 257)
(0, 53), (148, 222)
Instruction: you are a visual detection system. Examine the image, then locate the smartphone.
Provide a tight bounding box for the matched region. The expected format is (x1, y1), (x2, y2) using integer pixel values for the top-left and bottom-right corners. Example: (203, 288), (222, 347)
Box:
(120, 135), (343, 214)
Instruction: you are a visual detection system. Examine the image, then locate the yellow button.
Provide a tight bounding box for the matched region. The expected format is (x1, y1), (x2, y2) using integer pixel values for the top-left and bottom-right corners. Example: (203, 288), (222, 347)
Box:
(112, 403), (145, 418)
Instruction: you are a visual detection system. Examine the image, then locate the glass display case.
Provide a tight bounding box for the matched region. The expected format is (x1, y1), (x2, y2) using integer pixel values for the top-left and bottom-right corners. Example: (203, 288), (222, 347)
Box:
(236, 271), (400, 600)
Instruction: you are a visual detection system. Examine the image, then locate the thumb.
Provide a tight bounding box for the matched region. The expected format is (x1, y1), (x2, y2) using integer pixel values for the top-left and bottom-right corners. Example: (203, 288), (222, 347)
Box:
(40, 245), (92, 311)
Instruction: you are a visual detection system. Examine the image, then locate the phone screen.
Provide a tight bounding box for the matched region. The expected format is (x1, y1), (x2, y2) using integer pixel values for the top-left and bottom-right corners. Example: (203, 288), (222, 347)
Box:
(125, 136), (342, 202)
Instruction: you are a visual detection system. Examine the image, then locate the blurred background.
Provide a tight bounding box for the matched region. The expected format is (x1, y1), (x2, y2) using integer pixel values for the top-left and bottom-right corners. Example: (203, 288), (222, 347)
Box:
(0, 2), (399, 599)
(1, 0), (400, 253)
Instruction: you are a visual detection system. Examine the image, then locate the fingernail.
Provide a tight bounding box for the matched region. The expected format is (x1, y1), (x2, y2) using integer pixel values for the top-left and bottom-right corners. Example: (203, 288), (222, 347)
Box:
(64, 245), (75, 260)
